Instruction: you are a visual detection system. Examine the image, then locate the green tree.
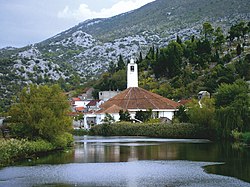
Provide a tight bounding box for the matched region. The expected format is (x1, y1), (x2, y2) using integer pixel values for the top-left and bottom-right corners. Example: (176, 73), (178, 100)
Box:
(154, 41), (183, 78)
(111, 69), (127, 90)
(135, 109), (152, 122)
(176, 35), (182, 44)
(175, 105), (189, 123)
(202, 22), (214, 40)
(235, 54), (250, 80)
(236, 44), (242, 56)
(119, 110), (131, 121)
(228, 21), (247, 41)
(116, 54), (125, 71)
(186, 98), (215, 128)
(213, 27), (225, 51)
(215, 80), (250, 138)
(108, 61), (117, 74)
(103, 113), (115, 124)
(8, 84), (73, 147)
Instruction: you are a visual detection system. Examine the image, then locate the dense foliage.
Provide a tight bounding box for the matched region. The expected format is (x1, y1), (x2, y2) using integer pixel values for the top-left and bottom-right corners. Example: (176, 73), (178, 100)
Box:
(89, 122), (210, 139)
(119, 110), (131, 122)
(215, 80), (250, 138)
(7, 84), (73, 148)
(93, 21), (250, 101)
(135, 110), (153, 122)
(0, 139), (54, 167)
(186, 98), (215, 129)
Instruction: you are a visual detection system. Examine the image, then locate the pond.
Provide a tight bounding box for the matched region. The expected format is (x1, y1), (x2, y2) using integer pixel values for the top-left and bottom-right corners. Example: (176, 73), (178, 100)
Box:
(0, 136), (250, 187)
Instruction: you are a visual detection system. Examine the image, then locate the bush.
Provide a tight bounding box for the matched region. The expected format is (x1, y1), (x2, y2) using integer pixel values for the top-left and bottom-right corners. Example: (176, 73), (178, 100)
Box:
(89, 122), (211, 139)
(0, 139), (54, 166)
(51, 132), (74, 149)
(231, 128), (242, 141)
(242, 132), (250, 144)
(72, 129), (89, 136)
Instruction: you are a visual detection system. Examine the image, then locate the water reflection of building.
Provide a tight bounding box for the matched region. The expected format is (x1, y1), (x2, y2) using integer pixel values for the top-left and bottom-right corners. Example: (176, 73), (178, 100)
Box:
(74, 141), (121, 162)
(74, 139), (179, 163)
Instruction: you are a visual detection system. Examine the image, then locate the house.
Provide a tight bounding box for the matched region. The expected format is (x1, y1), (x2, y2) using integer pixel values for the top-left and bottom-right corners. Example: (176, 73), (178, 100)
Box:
(99, 86), (180, 121)
(82, 59), (180, 128)
(97, 59), (180, 121)
(95, 104), (123, 124)
(198, 91), (210, 100)
(75, 107), (85, 113)
(86, 100), (104, 112)
(99, 91), (121, 101)
(71, 97), (89, 112)
(79, 87), (94, 100)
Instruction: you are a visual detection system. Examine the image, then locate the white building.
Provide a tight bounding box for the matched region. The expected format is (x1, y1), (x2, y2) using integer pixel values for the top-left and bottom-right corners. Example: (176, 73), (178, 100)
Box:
(99, 91), (121, 101)
(83, 59), (180, 128)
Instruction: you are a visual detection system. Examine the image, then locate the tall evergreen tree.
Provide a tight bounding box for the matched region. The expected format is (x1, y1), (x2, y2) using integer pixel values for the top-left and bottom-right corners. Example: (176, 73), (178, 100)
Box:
(202, 22), (214, 40)
(117, 54), (125, 71)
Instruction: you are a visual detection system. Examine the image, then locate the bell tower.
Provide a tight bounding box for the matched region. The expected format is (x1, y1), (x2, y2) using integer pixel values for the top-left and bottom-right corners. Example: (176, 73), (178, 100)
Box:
(127, 59), (138, 88)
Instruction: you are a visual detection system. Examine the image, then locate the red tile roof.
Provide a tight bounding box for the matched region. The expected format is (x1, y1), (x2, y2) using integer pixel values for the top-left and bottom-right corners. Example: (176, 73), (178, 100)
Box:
(72, 97), (81, 101)
(68, 112), (80, 116)
(96, 104), (123, 114)
(100, 87), (180, 110)
(87, 100), (100, 106)
(75, 107), (85, 112)
(178, 99), (192, 105)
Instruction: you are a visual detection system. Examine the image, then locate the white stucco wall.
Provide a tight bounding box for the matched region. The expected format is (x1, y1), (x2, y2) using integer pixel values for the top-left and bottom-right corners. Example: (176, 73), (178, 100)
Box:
(96, 113), (120, 124)
(74, 101), (89, 107)
(158, 111), (175, 120)
(127, 59), (138, 88)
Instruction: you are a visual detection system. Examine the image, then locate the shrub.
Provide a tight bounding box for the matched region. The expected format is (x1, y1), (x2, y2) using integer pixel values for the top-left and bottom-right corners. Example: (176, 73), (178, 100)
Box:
(90, 122), (210, 139)
(72, 129), (89, 136)
(51, 132), (74, 149)
(242, 132), (250, 144)
(231, 128), (242, 141)
(0, 139), (54, 166)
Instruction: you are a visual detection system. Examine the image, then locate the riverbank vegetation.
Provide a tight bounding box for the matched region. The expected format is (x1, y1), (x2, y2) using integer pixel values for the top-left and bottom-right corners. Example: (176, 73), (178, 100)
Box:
(0, 139), (54, 167)
(89, 122), (211, 139)
(0, 84), (73, 167)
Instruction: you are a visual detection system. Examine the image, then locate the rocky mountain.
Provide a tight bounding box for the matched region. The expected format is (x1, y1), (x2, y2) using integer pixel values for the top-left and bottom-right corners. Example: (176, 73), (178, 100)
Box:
(0, 0), (250, 110)
(2, 0), (250, 76)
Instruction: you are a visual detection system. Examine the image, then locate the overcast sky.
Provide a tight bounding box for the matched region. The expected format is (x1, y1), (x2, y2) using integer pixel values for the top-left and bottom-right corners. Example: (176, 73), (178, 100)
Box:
(0, 0), (155, 48)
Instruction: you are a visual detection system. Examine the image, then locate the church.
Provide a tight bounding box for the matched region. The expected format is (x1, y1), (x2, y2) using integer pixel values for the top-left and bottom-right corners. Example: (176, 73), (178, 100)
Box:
(83, 59), (180, 128)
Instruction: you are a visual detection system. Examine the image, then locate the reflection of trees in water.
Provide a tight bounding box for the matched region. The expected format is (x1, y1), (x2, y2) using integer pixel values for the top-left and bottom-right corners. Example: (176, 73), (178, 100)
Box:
(205, 142), (250, 183)
(18, 137), (250, 183)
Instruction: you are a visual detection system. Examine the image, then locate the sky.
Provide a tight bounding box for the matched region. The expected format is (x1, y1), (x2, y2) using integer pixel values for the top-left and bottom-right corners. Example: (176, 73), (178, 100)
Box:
(0, 0), (155, 48)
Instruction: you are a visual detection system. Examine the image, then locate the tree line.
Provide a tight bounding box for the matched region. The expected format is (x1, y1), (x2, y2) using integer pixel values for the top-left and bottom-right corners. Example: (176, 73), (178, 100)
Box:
(94, 21), (250, 139)
(92, 21), (250, 101)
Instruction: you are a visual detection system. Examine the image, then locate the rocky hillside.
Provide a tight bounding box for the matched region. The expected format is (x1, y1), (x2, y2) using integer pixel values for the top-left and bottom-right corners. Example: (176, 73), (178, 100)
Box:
(2, 0), (250, 76)
(0, 0), (250, 111)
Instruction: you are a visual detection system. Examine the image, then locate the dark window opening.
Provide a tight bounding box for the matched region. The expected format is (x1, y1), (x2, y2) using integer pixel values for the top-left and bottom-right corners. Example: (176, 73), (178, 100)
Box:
(130, 66), (134, 72)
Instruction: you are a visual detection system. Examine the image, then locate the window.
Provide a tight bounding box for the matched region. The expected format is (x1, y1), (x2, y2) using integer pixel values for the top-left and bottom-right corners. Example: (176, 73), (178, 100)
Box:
(130, 66), (134, 72)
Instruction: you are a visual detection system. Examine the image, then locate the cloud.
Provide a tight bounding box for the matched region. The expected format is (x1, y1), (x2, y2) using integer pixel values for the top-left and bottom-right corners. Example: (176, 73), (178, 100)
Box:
(57, 0), (155, 21)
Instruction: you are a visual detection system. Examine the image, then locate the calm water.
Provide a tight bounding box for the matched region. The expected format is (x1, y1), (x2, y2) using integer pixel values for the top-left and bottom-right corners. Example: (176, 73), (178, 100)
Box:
(0, 136), (250, 187)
